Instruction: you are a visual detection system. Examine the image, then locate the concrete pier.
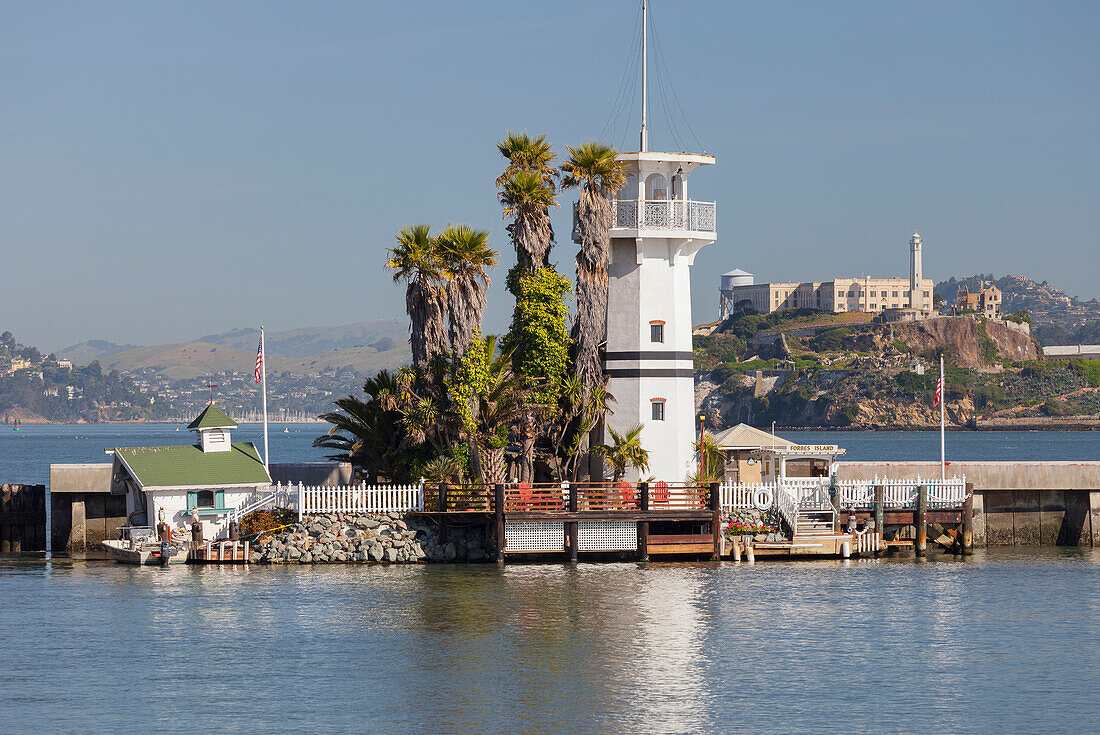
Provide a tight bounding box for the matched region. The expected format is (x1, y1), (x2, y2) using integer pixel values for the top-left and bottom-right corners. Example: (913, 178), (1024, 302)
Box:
(838, 461), (1100, 547)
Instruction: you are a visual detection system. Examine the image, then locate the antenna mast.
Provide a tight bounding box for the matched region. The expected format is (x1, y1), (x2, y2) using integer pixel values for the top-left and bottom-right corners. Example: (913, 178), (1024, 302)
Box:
(640, 0), (648, 152)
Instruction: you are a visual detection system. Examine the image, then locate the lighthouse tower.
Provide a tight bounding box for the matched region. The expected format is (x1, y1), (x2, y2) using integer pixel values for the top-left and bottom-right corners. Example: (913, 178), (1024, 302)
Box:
(909, 231), (924, 313)
(586, 1), (717, 482)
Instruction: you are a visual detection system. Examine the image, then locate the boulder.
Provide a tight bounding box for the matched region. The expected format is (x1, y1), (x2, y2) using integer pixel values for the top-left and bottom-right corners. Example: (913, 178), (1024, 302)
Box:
(384, 547), (399, 563)
(368, 544), (384, 562)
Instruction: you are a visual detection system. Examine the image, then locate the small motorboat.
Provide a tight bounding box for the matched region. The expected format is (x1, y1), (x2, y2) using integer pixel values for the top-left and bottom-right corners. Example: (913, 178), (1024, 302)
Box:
(102, 526), (189, 565)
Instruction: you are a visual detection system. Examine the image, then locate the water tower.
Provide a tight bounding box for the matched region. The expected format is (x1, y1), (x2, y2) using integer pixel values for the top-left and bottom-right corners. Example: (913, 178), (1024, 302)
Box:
(719, 269), (754, 319)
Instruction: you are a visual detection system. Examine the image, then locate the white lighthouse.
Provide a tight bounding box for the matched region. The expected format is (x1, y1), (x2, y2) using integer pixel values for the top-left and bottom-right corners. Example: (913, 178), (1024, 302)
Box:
(586, 0), (717, 482)
(909, 231), (924, 313)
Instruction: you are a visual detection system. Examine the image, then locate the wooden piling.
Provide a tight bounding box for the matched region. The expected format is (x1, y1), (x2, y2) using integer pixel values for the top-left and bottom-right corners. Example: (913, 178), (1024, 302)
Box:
(494, 484), (505, 563)
(438, 483), (449, 513)
(709, 482), (721, 561)
(873, 484), (885, 556)
(830, 477), (841, 534)
(568, 483), (579, 562)
(915, 484), (928, 557)
(962, 487), (974, 556)
(638, 482), (650, 562)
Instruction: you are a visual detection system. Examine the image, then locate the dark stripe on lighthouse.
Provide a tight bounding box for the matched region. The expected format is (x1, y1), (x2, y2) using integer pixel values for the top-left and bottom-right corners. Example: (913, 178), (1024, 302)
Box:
(604, 368), (695, 378)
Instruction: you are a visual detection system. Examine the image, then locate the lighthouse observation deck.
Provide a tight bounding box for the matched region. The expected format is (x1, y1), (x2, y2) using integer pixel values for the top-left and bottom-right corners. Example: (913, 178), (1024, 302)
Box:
(572, 199), (716, 239)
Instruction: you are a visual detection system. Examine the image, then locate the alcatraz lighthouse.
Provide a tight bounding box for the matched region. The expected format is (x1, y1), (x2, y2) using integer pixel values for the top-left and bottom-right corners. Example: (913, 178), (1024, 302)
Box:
(584, 0), (717, 482)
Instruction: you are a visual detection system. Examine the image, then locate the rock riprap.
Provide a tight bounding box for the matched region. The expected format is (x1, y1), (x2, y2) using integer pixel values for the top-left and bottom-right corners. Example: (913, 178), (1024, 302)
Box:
(248, 512), (492, 565)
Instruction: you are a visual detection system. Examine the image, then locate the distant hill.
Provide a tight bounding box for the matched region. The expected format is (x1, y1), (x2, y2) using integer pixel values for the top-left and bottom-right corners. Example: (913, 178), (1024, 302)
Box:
(197, 320), (406, 358)
(97, 340), (410, 379)
(934, 274), (1100, 344)
(58, 339), (137, 364)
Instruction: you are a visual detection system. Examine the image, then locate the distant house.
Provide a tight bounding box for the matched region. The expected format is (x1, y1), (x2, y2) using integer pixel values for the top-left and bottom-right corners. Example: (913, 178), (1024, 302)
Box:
(106, 404), (271, 539)
(956, 282), (1002, 318)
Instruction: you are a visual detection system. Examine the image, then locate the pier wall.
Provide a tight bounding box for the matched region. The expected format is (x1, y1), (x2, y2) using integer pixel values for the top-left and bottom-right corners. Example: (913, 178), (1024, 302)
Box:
(837, 461), (1100, 547)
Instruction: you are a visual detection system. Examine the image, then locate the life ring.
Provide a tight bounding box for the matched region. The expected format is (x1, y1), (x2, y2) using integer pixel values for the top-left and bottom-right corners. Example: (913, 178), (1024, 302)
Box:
(753, 486), (773, 510)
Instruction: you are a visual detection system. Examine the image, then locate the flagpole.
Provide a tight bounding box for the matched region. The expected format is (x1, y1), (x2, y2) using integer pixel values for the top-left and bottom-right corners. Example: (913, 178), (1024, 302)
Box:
(939, 355), (945, 481)
(261, 325), (269, 470)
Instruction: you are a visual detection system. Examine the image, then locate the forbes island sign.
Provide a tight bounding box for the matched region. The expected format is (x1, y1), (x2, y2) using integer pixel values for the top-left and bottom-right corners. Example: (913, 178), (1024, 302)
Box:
(788, 444), (841, 453)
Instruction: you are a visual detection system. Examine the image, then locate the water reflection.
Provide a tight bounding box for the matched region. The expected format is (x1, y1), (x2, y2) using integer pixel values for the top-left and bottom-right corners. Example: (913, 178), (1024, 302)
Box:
(1, 550), (1099, 733)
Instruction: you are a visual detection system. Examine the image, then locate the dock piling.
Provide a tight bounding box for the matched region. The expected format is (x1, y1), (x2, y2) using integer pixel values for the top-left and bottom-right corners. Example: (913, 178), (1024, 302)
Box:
(915, 484), (928, 557)
(873, 483), (885, 557)
(962, 487), (974, 555)
(709, 482), (721, 561)
(638, 482), (650, 562)
(494, 484), (505, 563)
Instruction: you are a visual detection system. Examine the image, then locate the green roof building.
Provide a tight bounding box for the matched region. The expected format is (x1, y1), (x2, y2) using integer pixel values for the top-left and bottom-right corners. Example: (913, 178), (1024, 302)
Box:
(108, 404), (271, 538)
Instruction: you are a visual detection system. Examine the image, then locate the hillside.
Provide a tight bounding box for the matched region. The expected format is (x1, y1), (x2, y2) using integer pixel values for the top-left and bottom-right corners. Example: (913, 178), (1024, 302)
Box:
(934, 274), (1100, 344)
(98, 341), (409, 380)
(1, 333), (169, 423)
(196, 320), (406, 358)
(58, 339), (137, 364)
(695, 310), (1098, 430)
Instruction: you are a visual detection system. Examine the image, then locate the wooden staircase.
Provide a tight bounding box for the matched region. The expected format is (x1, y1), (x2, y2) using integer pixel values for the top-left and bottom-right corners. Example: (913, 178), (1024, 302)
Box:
(794, 508), (836, 537)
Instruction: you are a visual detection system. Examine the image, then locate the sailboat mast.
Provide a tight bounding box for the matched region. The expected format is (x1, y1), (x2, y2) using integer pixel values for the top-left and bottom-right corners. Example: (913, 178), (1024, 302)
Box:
(640, 0), (648, 152)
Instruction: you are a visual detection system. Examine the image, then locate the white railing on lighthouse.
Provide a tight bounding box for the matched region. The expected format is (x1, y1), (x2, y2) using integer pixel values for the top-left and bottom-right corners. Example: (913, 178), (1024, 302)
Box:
(572, 199), (717, 235)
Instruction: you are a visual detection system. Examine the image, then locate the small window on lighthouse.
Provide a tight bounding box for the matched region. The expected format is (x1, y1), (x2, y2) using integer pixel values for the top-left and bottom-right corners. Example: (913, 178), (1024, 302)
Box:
(650, 323), (664, 343)
(651, 401), (665, 421)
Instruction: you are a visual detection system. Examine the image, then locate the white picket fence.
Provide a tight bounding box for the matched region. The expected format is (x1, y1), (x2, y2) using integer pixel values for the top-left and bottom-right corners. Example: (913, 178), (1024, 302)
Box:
(296, 480), (425, 519)
(720, 476), (967, 512)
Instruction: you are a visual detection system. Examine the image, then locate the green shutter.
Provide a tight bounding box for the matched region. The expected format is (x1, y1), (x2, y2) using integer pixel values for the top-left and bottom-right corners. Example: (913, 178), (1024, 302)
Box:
(187, 491), (198, 511)
(215, 490), (225, 509)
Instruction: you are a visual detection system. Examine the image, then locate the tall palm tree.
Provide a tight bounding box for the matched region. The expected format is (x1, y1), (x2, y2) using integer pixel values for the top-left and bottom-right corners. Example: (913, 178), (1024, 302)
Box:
(562, 142), (626, 478)
(562, 142), (626, 398)
(496, 131), (557, 187)
(500, 170), (558, 273)
(436, 225), (496, 358)
(594, 423), (650, 484)
(385, 225), (449, 369)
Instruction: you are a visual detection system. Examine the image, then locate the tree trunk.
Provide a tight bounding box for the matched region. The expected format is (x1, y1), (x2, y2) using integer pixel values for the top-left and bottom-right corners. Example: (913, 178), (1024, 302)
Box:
(587, 416), (605, 481)
(481, 444), (506, 485)
(467, 437), (483, 484)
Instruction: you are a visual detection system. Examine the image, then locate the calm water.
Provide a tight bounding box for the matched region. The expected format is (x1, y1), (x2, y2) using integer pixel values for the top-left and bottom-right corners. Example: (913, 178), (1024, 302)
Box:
(1, 423), (1098, 485)
(1, 550), (1099, 733)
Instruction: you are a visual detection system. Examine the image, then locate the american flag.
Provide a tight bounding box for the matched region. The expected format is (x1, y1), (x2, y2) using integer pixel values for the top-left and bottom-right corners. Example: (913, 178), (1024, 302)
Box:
(933, 369), (943, 407)
(254, 337), (264, 384)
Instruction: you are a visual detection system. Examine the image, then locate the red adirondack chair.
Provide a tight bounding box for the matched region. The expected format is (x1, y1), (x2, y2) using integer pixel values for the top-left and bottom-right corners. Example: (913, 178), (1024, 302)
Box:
(651, 481), (670, 507)
(517, 482), (534, 511)
(619, 481), (636, 508)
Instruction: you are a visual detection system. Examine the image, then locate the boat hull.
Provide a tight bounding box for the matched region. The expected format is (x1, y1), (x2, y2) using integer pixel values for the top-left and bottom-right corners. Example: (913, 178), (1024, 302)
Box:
(101, 540), (189, 565)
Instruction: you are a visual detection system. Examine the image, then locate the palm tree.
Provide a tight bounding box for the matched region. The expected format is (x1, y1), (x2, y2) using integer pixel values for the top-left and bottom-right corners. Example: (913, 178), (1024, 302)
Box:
(500, 170), (558, 273)
(691, 430), (725, 484)
(593, 423), (650, 484)
(496, 131), (557, 187)
(562, 141), (626, 477)
(385, 225), (449, 369)
(469, 335), (529, 484)
(313, 371), (406, 482)
(436, 225), (496, 358)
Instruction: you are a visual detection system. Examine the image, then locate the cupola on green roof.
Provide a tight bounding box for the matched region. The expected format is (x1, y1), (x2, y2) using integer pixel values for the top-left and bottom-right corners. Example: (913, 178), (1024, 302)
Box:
(186, 404), (238, 431)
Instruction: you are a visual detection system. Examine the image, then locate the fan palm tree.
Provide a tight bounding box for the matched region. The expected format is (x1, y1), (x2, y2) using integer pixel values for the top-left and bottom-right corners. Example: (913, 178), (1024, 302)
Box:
(593, 423), (650, 484)
(437, 225), (496, 358)
(496, 131), (557, 187)
(561, 142), (625, 396)
(386, 225), (449, 369)
(562, 141), (626, 477)
(500, 170), (558, 273)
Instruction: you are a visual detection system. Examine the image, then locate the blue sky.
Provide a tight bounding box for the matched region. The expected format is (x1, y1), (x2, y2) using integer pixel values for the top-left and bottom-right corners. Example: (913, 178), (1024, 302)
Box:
(2, 1), (1096, 351)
